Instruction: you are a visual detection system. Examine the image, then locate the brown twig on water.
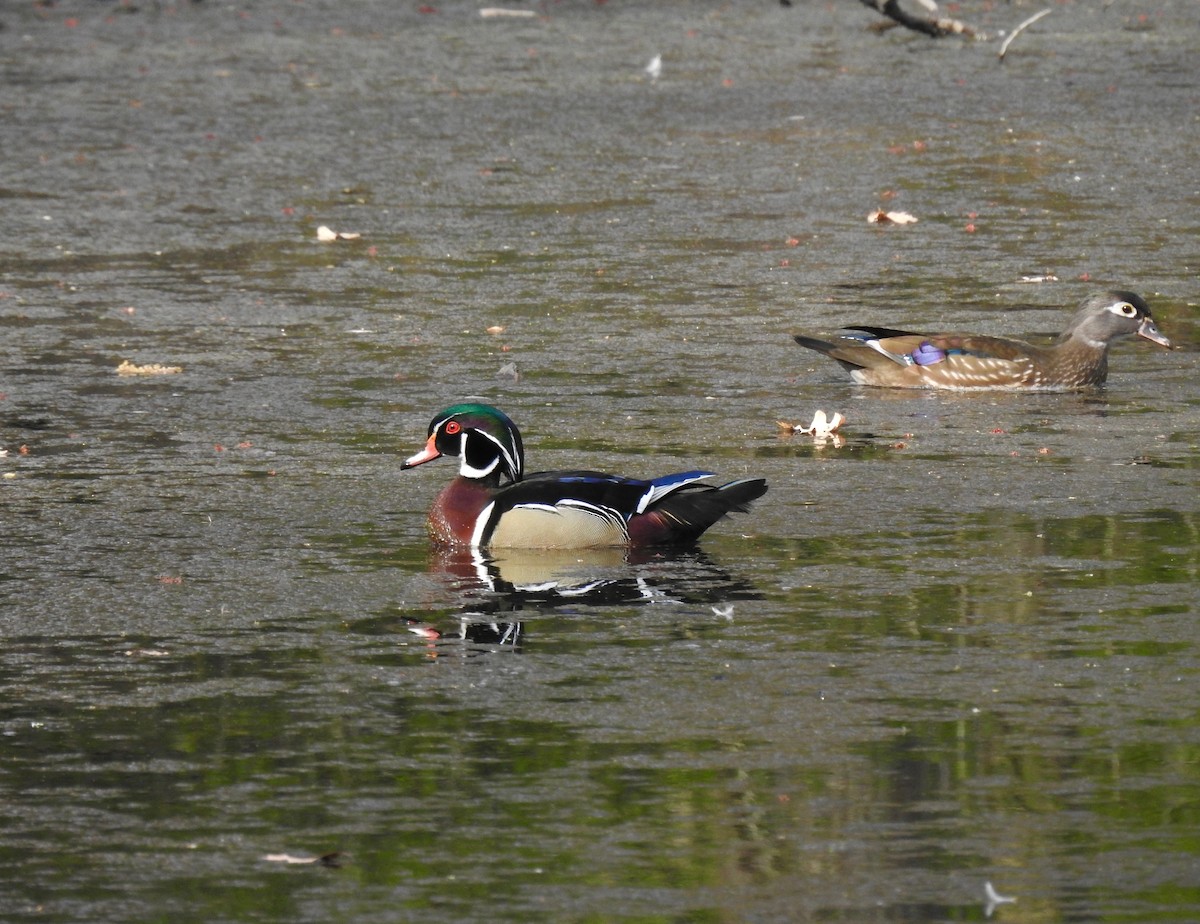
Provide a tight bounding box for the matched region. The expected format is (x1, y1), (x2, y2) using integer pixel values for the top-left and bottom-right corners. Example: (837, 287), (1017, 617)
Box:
(856, 0), (982, 39)
(998, 8), (1052, 62)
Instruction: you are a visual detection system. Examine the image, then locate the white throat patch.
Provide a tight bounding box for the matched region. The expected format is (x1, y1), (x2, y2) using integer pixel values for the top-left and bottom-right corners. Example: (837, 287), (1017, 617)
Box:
(458, 433), (502, 480)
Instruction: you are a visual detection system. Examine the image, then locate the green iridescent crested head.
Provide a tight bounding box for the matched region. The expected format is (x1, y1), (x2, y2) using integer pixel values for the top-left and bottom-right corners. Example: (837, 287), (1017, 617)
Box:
(402, 402), (524, 482)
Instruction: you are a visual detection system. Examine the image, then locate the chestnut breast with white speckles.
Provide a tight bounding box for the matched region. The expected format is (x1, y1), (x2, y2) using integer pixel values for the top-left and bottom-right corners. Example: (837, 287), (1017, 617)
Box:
(428, 477), (494, 545)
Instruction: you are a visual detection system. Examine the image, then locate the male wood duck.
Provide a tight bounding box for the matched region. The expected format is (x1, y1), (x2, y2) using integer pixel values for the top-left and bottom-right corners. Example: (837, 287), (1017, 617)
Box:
(793, 290), (1171, 390)
(401, 403), (768, 549)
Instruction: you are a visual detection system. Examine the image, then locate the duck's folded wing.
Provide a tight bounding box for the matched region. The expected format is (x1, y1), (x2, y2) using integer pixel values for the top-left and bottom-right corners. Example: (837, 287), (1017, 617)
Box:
(912, 333), (1038, 362)
(513, 469), (713, 515)
(840, 328), (1039, 364)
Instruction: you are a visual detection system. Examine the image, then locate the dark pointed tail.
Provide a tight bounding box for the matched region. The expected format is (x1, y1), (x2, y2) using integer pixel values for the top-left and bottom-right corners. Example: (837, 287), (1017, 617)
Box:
(634, 478), (768, 545)
(793, 334), (837, 355)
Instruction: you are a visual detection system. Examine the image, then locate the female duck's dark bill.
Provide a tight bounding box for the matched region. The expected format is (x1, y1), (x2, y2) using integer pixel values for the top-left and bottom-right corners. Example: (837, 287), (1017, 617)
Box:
(1138, 316), (1171, 348)
(401, 435), (442, 469)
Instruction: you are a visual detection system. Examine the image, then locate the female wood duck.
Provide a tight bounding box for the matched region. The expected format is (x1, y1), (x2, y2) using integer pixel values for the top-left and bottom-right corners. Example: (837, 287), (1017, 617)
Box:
(793, 290), (1171, 390)
(401, 403), (768, 549)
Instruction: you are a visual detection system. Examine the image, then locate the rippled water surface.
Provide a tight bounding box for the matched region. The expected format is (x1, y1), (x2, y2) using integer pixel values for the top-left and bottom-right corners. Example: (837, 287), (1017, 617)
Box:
(2, 1), (1198, 921)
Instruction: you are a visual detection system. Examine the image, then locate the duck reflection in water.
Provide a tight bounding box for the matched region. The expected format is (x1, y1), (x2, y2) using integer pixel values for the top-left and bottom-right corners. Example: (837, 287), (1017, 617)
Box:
(404, 545), (762, 653)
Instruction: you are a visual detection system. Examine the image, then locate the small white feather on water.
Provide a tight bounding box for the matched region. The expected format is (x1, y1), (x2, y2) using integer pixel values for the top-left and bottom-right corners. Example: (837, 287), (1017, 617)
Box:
(984, 881), (1016, 917)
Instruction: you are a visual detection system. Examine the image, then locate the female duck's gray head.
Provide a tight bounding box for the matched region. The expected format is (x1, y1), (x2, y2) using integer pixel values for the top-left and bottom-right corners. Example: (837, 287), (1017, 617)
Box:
(401, 403), (524, 482)
(1061, 290), (1170, 350)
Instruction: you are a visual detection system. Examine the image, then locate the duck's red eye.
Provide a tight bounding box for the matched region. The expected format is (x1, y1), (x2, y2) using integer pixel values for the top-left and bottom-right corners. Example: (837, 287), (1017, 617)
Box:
(444, 420), (462, 435)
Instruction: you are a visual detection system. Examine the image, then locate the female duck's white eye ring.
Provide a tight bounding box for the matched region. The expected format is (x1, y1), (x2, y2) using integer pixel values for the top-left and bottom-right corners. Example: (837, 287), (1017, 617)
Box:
(1115, 302), (1138, 317)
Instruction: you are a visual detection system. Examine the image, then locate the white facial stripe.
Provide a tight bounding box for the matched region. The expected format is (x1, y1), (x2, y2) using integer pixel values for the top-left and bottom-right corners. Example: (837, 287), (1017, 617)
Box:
(483, 430), (519, 478)
(458, 432), (501, 479)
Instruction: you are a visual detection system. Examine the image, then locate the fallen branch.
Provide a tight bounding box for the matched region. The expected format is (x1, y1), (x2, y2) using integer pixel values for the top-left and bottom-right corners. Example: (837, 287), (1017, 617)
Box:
(856, 0), (982, 39)
(998, 8), (1052, 61)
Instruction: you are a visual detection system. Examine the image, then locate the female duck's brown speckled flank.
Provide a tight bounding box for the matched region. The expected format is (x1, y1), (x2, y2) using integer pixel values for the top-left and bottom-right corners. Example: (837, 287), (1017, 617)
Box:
(401, 403), (768, 550)
(793, 290), (1171, 391)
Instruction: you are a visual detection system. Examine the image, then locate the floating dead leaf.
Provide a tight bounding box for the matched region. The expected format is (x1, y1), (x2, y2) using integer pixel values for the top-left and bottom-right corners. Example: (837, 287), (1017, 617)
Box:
(116, 360), (182, 376)
(316, 225), (362, 242)
(486, 325), (505, 335)
(1019, 274), (1058, 283)
(777, 410), (845, 438)
(264, 852), (342, 868)
(867, 208), (918, 225)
